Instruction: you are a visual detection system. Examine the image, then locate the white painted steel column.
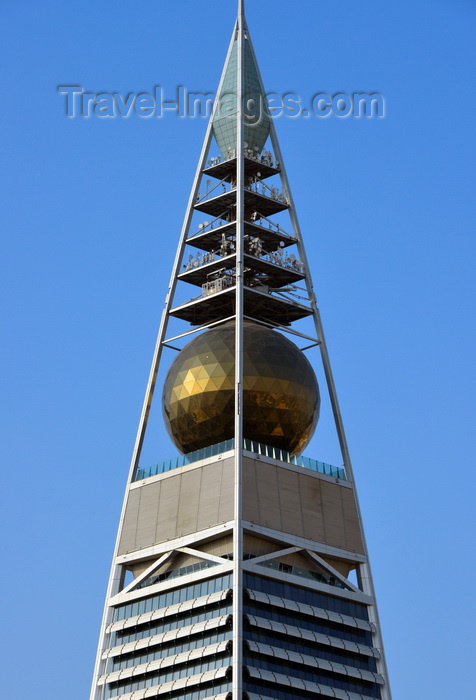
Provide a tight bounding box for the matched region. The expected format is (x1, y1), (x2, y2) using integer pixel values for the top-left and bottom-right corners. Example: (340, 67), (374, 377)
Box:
(89, 125), (214, 700)
(233, 0), (245, 697)
(245, 29), (391, 697)
(89, 28), (238, 700)
(267, 122), (392, 699)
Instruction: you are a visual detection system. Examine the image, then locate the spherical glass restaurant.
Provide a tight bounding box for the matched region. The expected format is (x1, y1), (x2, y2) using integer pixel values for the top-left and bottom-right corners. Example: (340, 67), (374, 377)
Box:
(162, 321), (320, 455)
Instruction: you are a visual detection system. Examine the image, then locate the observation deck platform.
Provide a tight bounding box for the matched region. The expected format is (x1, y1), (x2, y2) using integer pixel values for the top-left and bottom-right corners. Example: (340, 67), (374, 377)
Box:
(187, 220), (296, 253)
(178, 252), (305, 288)
(194, 187), (289, 218)
(134, 438), (346, 482)
(170, 283), (312, 326)
(203, 155), (280, 182)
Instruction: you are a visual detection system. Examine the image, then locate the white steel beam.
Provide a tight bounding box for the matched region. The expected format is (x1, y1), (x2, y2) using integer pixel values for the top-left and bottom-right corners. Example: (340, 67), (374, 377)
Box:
(246, 28), (393, 700)
(233, 1), (245, 695)
(117, 551), (174, 597)
(242, 561), (373, 605)
(305, 549), (361, 593)
(163, 314), (236, 345)
(177, 546), (232, 565)
(109, 562), (234, 606)
(116, 521), (234, 565)
(246, 546), (302, 565)
(243, 521), (367, 564)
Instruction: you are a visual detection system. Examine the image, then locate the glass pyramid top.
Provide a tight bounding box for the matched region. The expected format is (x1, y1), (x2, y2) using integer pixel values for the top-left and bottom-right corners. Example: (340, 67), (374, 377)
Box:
(212, 37), (271, 158)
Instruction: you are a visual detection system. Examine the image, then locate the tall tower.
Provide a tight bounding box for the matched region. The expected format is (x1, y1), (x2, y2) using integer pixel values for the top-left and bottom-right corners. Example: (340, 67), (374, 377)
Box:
(90, 3), (391, 699)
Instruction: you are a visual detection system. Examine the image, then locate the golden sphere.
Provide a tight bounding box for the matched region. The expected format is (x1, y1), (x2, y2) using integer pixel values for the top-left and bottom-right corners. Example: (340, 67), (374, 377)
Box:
(162, 322), (320, 455)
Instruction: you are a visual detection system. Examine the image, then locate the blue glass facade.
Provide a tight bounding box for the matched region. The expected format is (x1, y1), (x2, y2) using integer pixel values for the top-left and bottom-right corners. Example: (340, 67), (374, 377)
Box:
(244, 573), (369, 620)
(112, 599), (232, 646)
(105, 654), (231, 698)
(113, 574), (232, 621)
(102, 569), (382, 699)
(110, 629), (233, 672)
(244, 596), (373, 645)
(243, 653), (380, 697)
(242, 573), (382, 700)
(100, 575), (233, 699)
(244, 680), (359, 699)
(245, 628), (378, 672)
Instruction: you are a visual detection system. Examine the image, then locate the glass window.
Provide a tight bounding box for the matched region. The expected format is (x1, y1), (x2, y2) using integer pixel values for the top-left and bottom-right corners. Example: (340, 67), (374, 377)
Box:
(113, 574), (232, 622)
(106, 653), (231, 698)
(244, 573), (368, 621)
(245, 652), (381, 698)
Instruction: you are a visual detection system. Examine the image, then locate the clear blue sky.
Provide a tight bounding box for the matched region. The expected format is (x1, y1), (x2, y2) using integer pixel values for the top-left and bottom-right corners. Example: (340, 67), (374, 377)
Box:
(1, 1), (475, 698)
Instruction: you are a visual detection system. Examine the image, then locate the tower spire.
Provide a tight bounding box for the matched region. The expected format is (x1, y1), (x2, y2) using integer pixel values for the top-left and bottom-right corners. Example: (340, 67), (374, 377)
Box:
(89, 6), (392, 700)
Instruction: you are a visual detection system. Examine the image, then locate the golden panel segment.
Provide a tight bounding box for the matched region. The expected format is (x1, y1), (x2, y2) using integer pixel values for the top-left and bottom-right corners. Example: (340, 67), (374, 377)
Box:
(162, 321), (320, 455)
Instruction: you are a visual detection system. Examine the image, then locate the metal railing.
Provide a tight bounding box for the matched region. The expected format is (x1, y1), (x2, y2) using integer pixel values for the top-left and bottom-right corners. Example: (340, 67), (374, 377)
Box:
(133, 438), (346, 482)
(206, 149), (279, 169)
